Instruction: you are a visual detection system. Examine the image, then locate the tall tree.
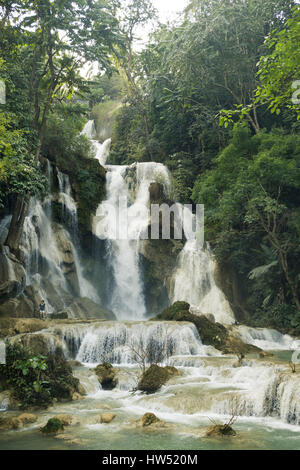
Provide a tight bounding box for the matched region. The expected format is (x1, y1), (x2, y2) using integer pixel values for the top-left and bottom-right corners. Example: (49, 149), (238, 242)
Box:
(0, 0), (123, 253)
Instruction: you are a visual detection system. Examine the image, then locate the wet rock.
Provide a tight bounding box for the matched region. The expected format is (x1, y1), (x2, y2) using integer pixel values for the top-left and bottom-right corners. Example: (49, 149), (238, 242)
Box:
(94, 363), (118, 390)
(77, 383), (87, 396)
(206, 424), (237, 437)
(55, 433), (73, 440)
(0, 412), (37, 430)
(0, 318), (50, 339)
(138, 364), (180, 394)
(40, 417), (64, 434)
(67, 438), (84, 446)
(17, 413), (37, 426)
(72, 392), (83, 401)
(66, 297), (116, 321)
(155, 302), (261, 355)
(13, 332), (53, 356)
(141, 413), (160, 427)
(259, 351), (274, 359)
(67, 360), (83, 368)
(55, 414), (74, 426)
(99, 413), (116, 424)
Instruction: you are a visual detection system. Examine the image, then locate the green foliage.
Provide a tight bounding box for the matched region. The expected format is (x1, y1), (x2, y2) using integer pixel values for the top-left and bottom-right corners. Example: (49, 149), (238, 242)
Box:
(0, 342), (50, 408)
(192, 125), (300, 327)
(0, 112), (47, 207)
(42, 110), (106, 231)
(255, 6), (300, 118)
(0, 343), (79, 409)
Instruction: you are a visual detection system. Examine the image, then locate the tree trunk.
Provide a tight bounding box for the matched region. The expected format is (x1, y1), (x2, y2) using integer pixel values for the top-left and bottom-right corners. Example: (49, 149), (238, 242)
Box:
(5, 196), (28, 255)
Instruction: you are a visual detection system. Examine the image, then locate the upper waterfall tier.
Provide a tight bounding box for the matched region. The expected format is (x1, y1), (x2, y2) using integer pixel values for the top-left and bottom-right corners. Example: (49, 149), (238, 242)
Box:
(83, 120), (235, 324)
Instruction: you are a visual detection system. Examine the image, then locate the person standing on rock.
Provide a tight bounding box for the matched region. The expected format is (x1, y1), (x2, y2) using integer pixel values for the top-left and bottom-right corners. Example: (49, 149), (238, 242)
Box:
(39, 300), (46, 320)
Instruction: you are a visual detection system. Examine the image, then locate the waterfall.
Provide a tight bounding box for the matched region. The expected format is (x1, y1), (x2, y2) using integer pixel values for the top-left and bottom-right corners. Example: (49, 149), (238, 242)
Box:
(81, 120), (97, 139)
(94, 165), (147, 320)
(93, 138), (112, 166)
(81, 119), (235, 323)
(231, 325), (300, 351)
(21, 198), (72, 308)
(56, 169), (79, 239)
(170, 240), (235, 325)
(0, 215), (12, 245)
(93, 159), (173, 320)
(22, 320), (214, 364)
(20, 160), (100, 311)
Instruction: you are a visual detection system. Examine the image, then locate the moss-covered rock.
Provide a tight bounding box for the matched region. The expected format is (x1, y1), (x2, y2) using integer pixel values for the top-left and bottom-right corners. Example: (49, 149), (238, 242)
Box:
(94, 363), (118, 390)
(141, 412), (161, 427)
(138, 364), (179, 394)
(40, 417), (64, 434)
(155, 302), (261, 355)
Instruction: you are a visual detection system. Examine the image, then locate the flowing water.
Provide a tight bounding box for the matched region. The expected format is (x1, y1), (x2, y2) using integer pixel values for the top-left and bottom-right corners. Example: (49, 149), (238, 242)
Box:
(1, 120), (300, 449)
(20, 161), (98, 311)
(1, 320), (300, 450)
(82, 120), (235, 323)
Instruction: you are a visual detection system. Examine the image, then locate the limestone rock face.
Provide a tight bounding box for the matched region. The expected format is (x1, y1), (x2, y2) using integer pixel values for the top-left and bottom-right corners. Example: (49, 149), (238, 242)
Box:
(66, 297), (116, 321)
(94, 363), (118, 390)
(0, 246), (26, 305)
(13, 332), (53, 356)
(53, 225), (80, 295)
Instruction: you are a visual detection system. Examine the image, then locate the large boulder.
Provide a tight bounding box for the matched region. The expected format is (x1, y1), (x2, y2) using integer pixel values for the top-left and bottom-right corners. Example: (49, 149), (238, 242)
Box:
(155, 302), (261, 355)
(138, 364), (180, 394)
(141, 412), (160, 427)
(99, 413), (116, 424)
(94, 363), (118, 390)
(40, 417), (64, 434)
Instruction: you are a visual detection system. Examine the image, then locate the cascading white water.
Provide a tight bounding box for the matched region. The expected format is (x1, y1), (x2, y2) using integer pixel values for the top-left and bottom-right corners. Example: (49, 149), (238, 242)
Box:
(94, 165), (147, 320)
(20, 161), (99, 310)
(0, 215), (12, 245)
(76, 321), (209, 364)
(170, 240), (235, 325)
(231, 325), (300, 351)
(81, 118), (112, 167)
(93, 158), (173, 320)
(22, 198), (71, 308)
(27, 320), (215, 364)
(82, 120), (235, 323)
(93, 138), (112, 166)
(81, 120), (97, 139)
(57, 169), (78, 230)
